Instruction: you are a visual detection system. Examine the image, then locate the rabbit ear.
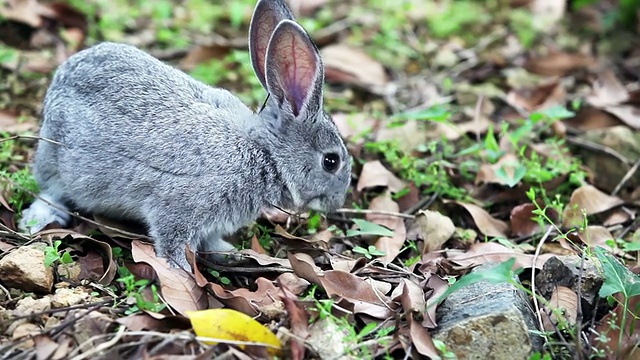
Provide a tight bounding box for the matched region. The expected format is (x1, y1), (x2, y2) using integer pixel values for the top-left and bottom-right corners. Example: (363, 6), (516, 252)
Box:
(249, 0), (295, 90)
(265, 20), (323, 118)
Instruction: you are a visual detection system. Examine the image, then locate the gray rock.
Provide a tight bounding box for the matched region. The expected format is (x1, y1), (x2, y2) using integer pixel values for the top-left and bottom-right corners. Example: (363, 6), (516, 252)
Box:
(0, 243), (54, 293)
(535, 255), (603, 317)
(433, 263), (542, 360)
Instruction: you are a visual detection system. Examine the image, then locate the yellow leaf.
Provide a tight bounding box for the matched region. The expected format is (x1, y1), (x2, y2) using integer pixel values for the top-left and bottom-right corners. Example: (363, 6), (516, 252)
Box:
(186, 308), (282, 356)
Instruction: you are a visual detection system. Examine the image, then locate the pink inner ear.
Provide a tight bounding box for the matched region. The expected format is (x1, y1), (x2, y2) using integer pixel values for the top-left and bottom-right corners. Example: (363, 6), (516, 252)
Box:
(254, 12), (278, 84)
(273, 30), (317, 115)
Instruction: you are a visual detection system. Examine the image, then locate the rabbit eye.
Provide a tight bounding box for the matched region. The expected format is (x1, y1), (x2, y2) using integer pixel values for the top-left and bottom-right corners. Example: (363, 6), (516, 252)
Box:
(323, 153), (340, 173)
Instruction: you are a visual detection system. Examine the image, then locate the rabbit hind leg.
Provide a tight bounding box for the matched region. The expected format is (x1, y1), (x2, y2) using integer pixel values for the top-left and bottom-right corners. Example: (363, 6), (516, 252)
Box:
(18, 192), (72, 234)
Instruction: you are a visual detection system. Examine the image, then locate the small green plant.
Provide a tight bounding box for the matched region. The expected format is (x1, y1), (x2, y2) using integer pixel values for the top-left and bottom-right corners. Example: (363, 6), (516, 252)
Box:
(352, 245), (386, 260)
(44, 240), (74, 267)
(347, 219), (394, 237)
(207, 268), (231, 285)
(433, 338), (458, 359)
(307, 212), (322, 234)
(116, 267), (166, 314)
(593, 246), (640, 349)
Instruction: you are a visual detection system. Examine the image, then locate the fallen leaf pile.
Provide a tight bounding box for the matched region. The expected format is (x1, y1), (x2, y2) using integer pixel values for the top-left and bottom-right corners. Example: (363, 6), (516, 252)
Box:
(1, 0), (640, 359)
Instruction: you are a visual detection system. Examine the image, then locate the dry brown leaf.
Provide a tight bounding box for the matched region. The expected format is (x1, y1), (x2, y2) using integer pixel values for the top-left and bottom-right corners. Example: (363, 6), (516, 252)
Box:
(562, 185), (624, 228)
(506, 81), (566, 112)
(587, 71), (629, 107)
(563, 107), (623, 131)
(332, 113), (378, 144)
(576, 225), (613, 248)
(329, 257), (365, 272)
(445, 200), (509, 238)
(375, 120), (430, 153)
(207, 277), (280, 317)
(239, 248), (292, 267)
(474, 153), (521, 186)
(433, 116), (491, 141)
(318, 270), (388, 305)
(408, 315), (440, 358)
(396, 279), (426, 320)
(288, 252), (322, 285)
(585, 71), (640, 129)
(0, 0), (45, 27)
(366, 191), (407, 264)
(603, 208), (633, 226)
(510, 203), (552, 238)
(356, 160), (406, 193)
(416, 209), (455, 254)
(278, 286), (309, 360)
(276, 272), (310, 295)
(446, 242), (553, 270)
(0, 110), (37, 133)
(423, 274), (448, 328)
(179, 44), (232, 71)
(542, 286), (578, 332)
(321, 44), (388, 92)
(131, 240), (209, 315)
(524, 52), (596, 76)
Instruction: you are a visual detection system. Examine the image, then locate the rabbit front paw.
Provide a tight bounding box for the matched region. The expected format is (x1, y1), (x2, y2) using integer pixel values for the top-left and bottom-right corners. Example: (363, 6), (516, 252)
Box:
(18, 195), (71, 234)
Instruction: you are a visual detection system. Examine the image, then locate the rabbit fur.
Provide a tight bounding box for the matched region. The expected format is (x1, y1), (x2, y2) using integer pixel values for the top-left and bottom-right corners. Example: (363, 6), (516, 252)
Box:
(19, 0), (351, 269)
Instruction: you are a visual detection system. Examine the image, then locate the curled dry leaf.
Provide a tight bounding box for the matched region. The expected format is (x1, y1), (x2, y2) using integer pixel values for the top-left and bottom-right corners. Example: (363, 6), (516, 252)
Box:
(416, 209), (455, 254)
(523, 52), (596, 77)
(446, 242), (553, 270)
(321, 43), (388, 93)
(207, 277), (280, 318)
(586, 71), (640, 129)
(563, 107), (623, 131)
(356, 160), (406, 193)
(276, 272), (310, 295)
(366, 191), (407, 264)
(445, 200), (509, 238)
(562, 185), (624, 228)
(506, 81), (566, 113)
(542, 286), (578, 332)
(278, 288), (309, 360)
(576, 225), (613, 248)
(239, 248), (292, 268)
(510, 203), (558, 238)
(131, 240), (209, 315)
(407, 315), (439, 358)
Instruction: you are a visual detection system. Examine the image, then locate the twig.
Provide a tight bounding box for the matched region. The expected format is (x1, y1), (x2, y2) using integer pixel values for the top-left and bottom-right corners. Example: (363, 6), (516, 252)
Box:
(611, 159), (640, 196)
(0, 135), (65, 146)
(335, 208), (415, 219)
(566, 136), (630, 165)
(3, 176), (150, 240)
(69, 325), (127, 360)
(531, 225), (553, 332)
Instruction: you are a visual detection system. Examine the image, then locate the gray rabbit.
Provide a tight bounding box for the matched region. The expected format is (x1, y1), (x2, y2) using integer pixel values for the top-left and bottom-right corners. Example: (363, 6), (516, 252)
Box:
(19, 0), (351, 269)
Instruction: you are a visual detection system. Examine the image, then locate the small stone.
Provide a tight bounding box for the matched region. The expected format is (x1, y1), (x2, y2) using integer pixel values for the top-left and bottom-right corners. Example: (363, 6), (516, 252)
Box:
(307, 317), (355, 359)
(51, 288), (91, 308)
(14, 296), (52, 317)
(0, 243), (54, 293)
(433, 263), (542, 360)
(11, 322), (41, 349)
